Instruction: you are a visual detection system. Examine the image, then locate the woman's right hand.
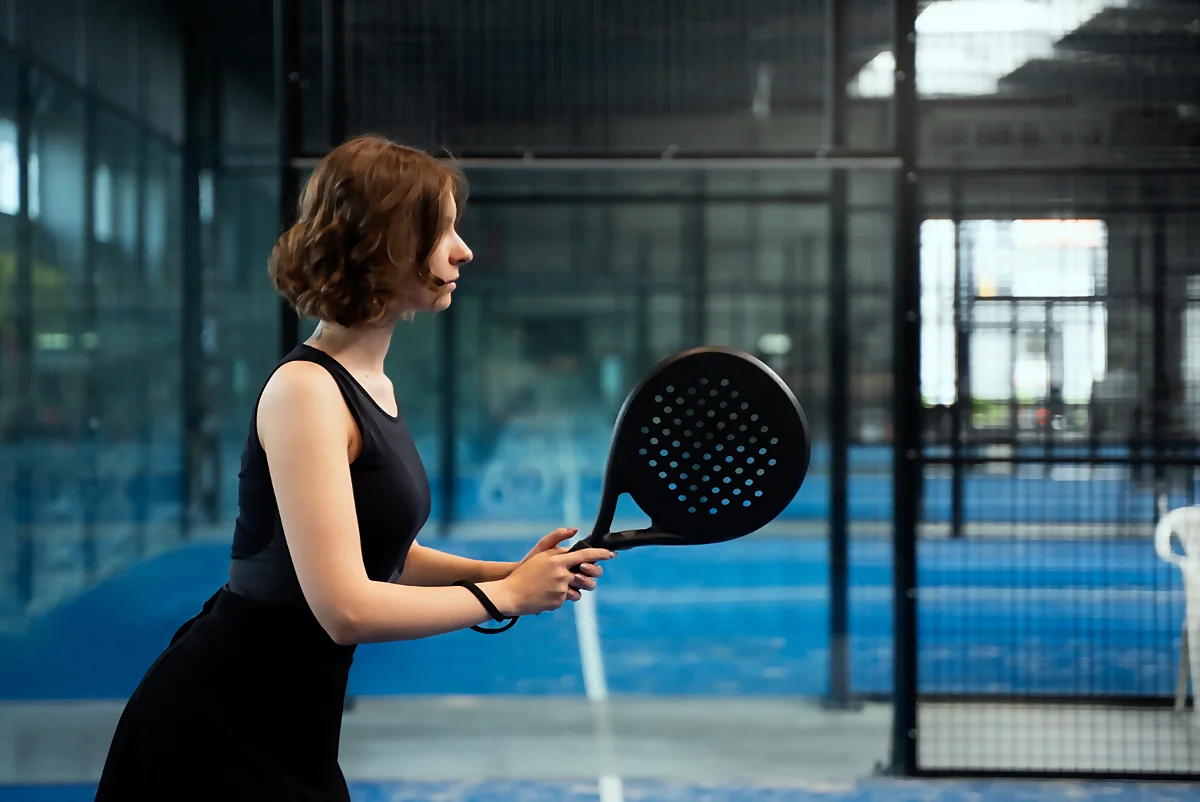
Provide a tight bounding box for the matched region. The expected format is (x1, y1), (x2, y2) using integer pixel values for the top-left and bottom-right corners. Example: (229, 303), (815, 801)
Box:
(493, 547), (616, 617)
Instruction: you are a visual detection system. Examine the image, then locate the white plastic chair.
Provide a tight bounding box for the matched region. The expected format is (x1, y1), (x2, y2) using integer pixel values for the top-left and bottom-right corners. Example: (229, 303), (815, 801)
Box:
(1154, 502), (1200, 719)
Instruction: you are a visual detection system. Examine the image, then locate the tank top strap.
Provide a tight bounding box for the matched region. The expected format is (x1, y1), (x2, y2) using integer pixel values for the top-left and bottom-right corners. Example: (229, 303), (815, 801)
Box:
(280, 345), (387, 453)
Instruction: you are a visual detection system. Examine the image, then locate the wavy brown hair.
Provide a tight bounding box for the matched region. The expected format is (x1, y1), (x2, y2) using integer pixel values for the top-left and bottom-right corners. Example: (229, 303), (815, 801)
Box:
(268, 135), (468, 327)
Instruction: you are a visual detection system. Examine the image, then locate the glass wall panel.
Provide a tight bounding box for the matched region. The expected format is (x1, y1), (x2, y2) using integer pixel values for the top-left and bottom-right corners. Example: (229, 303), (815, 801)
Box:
(141, 134), (184, 540)
(26, 70), (87, 612)
(214, 169), (281, 522)
(0, 51), (19, 621)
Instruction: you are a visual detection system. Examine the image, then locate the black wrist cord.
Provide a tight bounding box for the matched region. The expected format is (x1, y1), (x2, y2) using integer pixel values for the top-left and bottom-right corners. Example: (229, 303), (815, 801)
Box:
(452, 580), (519, 634)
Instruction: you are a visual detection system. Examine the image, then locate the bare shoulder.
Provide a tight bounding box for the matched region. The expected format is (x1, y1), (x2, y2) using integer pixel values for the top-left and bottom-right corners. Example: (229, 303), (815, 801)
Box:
(257, 360), (352, 446)
(260, 359), (341, 407)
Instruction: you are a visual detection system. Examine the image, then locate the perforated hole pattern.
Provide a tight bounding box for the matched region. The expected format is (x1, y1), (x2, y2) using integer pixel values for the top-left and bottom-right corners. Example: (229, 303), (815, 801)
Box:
(635, 376), (781, 517)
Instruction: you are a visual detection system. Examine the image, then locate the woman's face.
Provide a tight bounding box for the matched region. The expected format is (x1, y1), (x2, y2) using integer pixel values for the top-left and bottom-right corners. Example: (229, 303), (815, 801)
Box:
(421, 193), (472, 312)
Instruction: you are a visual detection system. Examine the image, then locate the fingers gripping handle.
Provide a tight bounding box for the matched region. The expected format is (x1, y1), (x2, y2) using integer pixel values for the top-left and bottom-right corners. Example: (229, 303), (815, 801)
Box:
(467, 538), (617, 632)
(567, 530), (637, 573)
(567, 528), (692, 572)
(570, 529), (656, 552)
(568, 534), (601, 574)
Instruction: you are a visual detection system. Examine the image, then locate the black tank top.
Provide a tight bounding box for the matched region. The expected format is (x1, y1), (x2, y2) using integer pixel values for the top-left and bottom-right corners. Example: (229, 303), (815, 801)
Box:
(227, 344), (431, 609)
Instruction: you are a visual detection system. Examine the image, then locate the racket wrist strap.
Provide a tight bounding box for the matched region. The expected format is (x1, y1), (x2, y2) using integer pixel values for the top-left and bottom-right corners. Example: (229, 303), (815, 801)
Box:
(452, 580), (519, 634)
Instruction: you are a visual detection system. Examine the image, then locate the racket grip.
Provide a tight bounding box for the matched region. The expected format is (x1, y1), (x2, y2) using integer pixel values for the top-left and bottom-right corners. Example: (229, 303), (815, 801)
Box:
(567, 535), (596, 574)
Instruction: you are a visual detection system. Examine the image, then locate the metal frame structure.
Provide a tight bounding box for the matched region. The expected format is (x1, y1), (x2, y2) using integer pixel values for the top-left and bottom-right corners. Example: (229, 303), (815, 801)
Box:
(12, 6), (33, 611)
(912, 173), (1200, 779)
(890, 0), (922, 776)
(901, 51), (1200, 799)
(275, 0), (907, 767)
(181, 3), (207, 539)
(259, 0), (1200, 781)
(290, 153), (904, 172)
(823, 0), (858, 715)
(274, 0), (303, 357)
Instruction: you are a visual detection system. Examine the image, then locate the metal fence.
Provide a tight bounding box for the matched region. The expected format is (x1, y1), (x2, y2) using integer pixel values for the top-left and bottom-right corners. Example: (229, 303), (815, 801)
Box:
(904, 0), (1200, 780)
(2, 0), (1197, 783)
(277, 0), (1200, 781)
(6, 0), (1193, 783)
(279, 0), (905, 722)
(913, 179), (1200, 778)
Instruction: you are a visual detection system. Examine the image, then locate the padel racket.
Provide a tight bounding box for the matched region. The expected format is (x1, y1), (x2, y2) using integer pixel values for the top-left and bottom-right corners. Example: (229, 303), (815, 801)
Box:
(570, 345), (811, 554)
(470, 346), (811, 633)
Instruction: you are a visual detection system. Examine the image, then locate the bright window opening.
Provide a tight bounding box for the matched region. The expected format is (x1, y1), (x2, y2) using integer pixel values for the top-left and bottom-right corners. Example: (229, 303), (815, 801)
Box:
(851, 0), (1128, 98)
(921, 218), (1108, 407)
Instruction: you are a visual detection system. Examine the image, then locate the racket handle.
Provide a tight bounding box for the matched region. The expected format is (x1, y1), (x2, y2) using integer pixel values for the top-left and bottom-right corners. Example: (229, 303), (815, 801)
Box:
(567, 535), (596, 574)
(566, 531), (638, 572)
(574, 528), (690, 558)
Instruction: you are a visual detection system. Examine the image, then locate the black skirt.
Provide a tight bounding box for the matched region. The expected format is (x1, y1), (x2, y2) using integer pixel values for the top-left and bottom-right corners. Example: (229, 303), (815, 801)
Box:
(95, 587), (356, 802)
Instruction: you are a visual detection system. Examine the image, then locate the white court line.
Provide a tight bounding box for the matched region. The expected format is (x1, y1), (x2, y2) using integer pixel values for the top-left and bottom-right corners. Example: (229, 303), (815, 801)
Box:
(575, 590), (609, 701)
(560, 433), (623, 802)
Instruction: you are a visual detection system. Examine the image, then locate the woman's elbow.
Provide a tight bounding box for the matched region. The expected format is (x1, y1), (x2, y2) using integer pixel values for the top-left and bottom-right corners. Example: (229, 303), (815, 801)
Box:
(313, 600), (366, 646)
(326, 618), (361, 647)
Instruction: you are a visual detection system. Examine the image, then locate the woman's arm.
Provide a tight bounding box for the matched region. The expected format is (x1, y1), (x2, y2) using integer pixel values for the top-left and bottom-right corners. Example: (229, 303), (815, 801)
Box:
(396, 542), (516, 586)
(258, 362), (514, 645)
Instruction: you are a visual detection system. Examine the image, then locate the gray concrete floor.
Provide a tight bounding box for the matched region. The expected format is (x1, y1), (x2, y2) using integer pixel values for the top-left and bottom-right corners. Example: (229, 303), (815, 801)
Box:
(6, 697), (1198, 786)
(0, 696), (893, 785)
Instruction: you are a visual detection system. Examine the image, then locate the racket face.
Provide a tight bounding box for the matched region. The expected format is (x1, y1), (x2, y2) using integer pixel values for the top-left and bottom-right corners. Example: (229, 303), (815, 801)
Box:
(608, 347), (811, 544)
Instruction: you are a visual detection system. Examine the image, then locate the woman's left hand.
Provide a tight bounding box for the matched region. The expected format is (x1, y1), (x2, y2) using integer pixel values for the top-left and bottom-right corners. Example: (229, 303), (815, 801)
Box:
(516, 527), (605, 595)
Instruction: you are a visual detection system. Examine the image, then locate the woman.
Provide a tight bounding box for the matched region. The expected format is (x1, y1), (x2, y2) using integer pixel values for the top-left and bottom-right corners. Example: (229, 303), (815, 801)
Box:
(95, 135), (615, 801)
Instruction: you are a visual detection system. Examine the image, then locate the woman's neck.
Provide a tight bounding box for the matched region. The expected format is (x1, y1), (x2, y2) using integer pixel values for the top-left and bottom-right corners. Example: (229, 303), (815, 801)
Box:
(305, 318), (397, 375)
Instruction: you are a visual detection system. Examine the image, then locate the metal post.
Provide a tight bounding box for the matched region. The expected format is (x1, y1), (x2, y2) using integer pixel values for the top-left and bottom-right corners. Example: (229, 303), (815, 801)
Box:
(687, 172), (707, 345)
(783, 240), (799, 368)
(276, 0), (302, 357)
(1009, 300), (1018, 439)
(438, 307), (458, 536)
(823, 0), (858, 712)
(81, 96), (98, 578)
(322, 0), (346, 148)
(635, 236), (651, 375)
(1044, 300), (1054, 471)
(180, 10), (204, 538)
(14, 50), (33, 609)
(134, 128), (149, 556)
(950, 177), (966, 539)
(1150, 181), (1168, 493)
(200, 61), (225, 528)
(1131, 231), (1144, 487)
(889, 0), (921, 777)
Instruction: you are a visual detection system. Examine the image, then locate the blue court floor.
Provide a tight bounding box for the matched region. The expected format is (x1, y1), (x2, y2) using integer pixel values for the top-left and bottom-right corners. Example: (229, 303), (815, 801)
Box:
(2, 778), (1200, 802)
(0, 533), (1195, 797)
(0, 535), (1186, 701)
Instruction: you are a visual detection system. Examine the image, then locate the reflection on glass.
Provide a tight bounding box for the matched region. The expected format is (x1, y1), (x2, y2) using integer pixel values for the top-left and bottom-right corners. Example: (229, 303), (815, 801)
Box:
(27, 72), (88, 613)
(215, 170), (280, 521)
(0, 72), (188, 629)
(0, 53), (17, 620)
